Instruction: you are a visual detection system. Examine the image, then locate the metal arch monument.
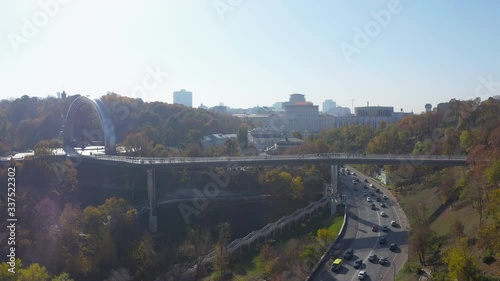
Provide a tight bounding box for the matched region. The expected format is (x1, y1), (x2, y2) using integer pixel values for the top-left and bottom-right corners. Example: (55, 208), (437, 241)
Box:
(63, 96), (116, 154)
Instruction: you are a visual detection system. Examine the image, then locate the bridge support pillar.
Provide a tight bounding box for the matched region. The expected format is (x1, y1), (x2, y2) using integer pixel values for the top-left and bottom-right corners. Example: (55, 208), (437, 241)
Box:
(331, 165), (338, 215)
(147, 168), (158, 233)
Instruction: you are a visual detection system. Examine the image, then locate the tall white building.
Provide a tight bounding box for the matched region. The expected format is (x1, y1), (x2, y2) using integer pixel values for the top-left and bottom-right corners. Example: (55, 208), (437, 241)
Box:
(173, 89), (192, 107)
(322, 99), (337, 113)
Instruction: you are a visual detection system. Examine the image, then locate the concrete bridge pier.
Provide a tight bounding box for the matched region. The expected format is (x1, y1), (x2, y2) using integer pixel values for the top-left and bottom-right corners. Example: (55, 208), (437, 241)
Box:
(330, 164), (338, 215)
(147, 168), (158, 233)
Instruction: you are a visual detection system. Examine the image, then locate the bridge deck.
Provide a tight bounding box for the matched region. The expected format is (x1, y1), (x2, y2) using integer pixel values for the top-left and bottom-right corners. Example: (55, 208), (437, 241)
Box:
(71, 153), (468, 168)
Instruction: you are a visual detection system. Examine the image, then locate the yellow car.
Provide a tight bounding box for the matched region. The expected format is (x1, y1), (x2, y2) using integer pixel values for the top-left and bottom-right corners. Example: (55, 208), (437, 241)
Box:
(331, 258), (342, 272)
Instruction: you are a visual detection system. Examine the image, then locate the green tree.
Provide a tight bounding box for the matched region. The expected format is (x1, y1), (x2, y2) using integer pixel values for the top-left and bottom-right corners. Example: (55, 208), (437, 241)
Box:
(131, 234), (156, 280)
(443, 238), (480, 281)
(51, 273), (74, 281)
(0, 259), (23, 281)
(291, 176), (304, 200)
(317, 228), (335, 249)
(18, 263), (51, 281)
(265, 170), (292, 198)
(303, 165), (324, 193)
(486, 160), (500, 188)
(459, 130), (473, 153)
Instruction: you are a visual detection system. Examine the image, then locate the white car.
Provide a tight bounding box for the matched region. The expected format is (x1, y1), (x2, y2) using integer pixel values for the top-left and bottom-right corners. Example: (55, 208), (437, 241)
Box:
(391, 220), (398, 227)
(366, 197), (372, 202)
(369, 183), (374, 188)
(380, 211), (387, 217)
(357, 270), (367, 279)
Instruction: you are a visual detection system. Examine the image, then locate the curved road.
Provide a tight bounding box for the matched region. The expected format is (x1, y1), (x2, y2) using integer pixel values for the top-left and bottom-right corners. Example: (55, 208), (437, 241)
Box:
(313, 167), (409, 281)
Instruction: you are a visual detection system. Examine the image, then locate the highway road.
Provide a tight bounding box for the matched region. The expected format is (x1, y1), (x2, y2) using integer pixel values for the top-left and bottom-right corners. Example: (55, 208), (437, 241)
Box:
(313, 167), (409, 281)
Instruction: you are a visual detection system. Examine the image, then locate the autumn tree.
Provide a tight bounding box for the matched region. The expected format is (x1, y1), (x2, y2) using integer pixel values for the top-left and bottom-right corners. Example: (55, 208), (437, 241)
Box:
(291, 176), (304, 200)
(131, 233), (157, 280)
(443, 238), (480, 281)
(316, 228), (335, 250)
(122, 132), (154, 156)
(214, 223), (231, 280)
(265, 170), (292, 199)
(18, 263), (51, 281)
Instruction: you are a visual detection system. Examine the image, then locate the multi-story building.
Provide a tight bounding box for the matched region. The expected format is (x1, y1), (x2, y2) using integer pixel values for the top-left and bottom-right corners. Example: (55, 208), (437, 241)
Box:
(173, 89), (192, 107)
(322, 99), (337, 113)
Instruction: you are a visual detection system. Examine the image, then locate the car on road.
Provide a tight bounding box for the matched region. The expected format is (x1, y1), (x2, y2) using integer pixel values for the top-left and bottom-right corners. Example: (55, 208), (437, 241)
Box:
(380, 211), (387, 217)
(364, 179), (368, 182)
(352, 180), (356, 184)
(347, 171), (351, 175)
(391, 220), (398, 227)
(370, 192), (376, 196)
(379, 236), (386, 244)
(382, 225), (389, 232)
(363, 185), (368, 189)
(331, 258), (342, 272)
(380, 202), (387, 208)
(371, 205), (376, 210)
(368, 254), (377, 262)
(356, 178), (360, 182)
(366, 197), (372, 202)
(372, 225), (378, 232)
(376, 188), (381, 193)
(376, 197), (381, 202)
(369, 183), (374, 188)
(353, 259), (362, 269)
(383, 195), (389, 200)
(379, 257), (389, 265)
(344, 248), (354, 260)
(390, 243), (397, 251)
(352, 172), (356, 176)
(357, 270), (367, 279)
(363, 191), (368, 196)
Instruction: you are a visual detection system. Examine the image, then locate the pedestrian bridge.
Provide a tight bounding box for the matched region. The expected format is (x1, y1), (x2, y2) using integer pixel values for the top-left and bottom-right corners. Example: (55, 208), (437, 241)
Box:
(74, 153), (468, 168)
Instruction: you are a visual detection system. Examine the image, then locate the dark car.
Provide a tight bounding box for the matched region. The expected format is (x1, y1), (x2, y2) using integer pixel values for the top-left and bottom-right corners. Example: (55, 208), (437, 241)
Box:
(376, 197), (381, 202)
(344, 248), (354, 260)
(368, 254), (377, 262)
(380, 202), (387, 208)
(379, 236), (386, 244)
(390, 243), (397, 251)
(364, 185), (368, 189)
(371, 205), (376, 210)
(353, 259), (362, 269)
(364, 179), (368, 183)
(379, 257), (389, 265)
(376, 188), (381, 193)
(372, 225), (379, 232)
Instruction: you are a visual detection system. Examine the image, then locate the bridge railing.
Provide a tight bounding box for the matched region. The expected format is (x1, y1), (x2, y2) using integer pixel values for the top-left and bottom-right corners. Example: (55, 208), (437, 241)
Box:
(83, 153), (467, 165)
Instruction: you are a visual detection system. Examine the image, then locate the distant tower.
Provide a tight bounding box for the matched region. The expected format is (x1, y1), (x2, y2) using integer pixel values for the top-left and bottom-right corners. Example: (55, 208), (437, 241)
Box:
(56, 92), (61, 99)
(173, 89), (193, 107)
(322, 99), (336, 113)
(425, 103), (432, 113)
(61, 91), (67, 99)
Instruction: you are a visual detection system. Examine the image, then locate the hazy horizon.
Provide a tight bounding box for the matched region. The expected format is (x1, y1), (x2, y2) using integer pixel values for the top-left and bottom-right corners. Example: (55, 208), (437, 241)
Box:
(2, 0), (500, 112)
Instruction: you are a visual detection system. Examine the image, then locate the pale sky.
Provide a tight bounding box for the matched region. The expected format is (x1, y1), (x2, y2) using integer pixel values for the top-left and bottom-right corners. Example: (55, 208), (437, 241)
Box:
(1, 0), (500, 112)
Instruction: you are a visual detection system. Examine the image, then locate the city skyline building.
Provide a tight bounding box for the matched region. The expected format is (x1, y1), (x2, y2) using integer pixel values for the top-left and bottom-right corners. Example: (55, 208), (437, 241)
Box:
(173, 89), (193, 107)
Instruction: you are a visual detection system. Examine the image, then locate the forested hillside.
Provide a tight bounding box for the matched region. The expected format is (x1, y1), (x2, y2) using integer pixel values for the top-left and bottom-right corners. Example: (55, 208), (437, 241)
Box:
(0, 93), (242, 156)
(287, 97), (500, 279)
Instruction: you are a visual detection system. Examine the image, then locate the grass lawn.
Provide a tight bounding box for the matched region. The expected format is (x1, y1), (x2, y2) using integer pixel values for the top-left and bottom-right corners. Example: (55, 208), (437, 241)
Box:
(229, 207), (345, 280)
